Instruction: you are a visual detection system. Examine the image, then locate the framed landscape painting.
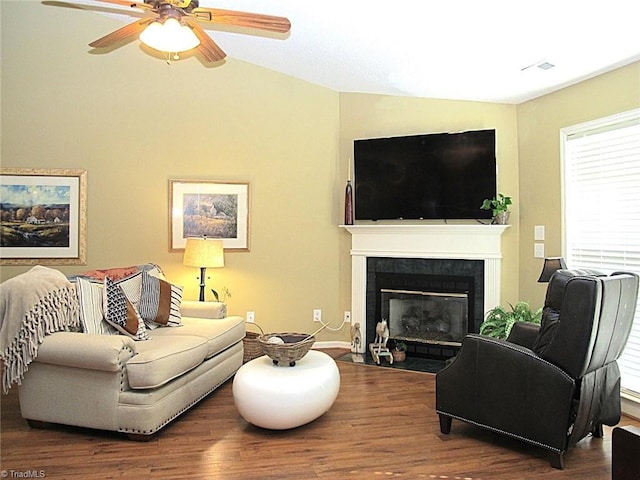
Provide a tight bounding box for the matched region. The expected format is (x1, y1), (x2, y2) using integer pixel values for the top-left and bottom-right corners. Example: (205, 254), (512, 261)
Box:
(170, 180), (250, 252)
(0, 168), (87, 265)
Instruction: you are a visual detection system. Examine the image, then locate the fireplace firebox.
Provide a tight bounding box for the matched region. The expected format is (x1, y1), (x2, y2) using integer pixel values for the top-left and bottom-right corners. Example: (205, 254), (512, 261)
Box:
(381, 288), (469, 346)
(367, 258), (483, 360)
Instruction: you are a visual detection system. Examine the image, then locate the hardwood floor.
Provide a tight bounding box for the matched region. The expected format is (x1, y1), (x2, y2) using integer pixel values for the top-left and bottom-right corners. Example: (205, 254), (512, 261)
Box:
(2, 351), (639, 479)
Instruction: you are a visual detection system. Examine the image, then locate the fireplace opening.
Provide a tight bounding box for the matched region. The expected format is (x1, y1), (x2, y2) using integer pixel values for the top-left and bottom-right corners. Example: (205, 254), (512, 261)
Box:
(381, 289), (468, 347)
(369, 269), (478, 360)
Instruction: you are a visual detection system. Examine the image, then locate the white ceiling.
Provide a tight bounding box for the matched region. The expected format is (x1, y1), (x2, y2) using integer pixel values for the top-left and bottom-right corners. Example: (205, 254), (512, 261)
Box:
(72, 0), (640, 104)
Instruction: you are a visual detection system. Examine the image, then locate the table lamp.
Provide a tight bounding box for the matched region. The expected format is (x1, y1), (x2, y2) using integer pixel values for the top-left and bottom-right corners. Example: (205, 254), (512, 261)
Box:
(537, 257), (567, 282)
(183, 237), (225, 301)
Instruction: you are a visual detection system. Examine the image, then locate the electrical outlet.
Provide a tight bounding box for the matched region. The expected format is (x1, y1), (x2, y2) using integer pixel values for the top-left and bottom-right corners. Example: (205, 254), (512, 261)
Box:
(246, 311), (255, 323)
(313, 309), (322, 322)
(344, 311), (351, 323)
(534, 243), (545, 258)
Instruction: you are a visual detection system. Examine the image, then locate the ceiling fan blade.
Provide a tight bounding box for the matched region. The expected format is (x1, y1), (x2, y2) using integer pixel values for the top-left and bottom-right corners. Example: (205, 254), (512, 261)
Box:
(92, 0), (152, 9)
(89, 18), (154, 48)
(191, 8), (291, 33)
(43, 0), (147, 17)
(184, 18), (226, 62)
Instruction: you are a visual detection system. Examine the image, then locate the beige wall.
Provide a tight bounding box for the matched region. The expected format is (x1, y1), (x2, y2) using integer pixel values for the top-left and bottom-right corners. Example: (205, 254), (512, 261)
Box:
(1, 2), (345, 341)
(517, 62), (640, 308)
(338, 94), (521, 306)
(3, 2), (639, 342)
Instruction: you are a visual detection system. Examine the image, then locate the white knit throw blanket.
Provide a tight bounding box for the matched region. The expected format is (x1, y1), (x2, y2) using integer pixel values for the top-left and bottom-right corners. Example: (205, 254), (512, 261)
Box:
(0, 265), (80, 394)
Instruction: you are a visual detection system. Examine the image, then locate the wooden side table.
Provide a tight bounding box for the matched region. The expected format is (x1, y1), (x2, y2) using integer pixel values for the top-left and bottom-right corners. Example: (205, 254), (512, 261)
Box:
(612, 425), (640, 480)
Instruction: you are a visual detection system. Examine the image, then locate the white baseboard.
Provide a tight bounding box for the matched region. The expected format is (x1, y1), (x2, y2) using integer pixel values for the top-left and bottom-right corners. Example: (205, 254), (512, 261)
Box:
(312, 340), (351, 350)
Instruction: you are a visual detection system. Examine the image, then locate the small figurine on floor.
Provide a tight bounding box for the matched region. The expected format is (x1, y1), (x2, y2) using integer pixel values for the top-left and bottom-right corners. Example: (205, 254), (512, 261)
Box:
(350, 322), (362, 352)
(350, 322), (364, 363)
(369, 319), (393, 365)
(375, 320), (389, 349)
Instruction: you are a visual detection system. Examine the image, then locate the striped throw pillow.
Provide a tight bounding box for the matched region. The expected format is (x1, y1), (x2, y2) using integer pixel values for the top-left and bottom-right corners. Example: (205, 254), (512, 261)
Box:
(138, 270), (183, 328)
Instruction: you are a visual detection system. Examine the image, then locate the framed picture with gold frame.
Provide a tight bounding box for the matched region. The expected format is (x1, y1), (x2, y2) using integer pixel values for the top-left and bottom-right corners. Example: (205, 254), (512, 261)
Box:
(169, 179), (250, 252)
(0, 168), (88, 265)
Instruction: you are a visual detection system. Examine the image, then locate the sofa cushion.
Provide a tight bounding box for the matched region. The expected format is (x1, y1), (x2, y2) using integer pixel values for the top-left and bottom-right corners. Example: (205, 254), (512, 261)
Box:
(103, 278), (148, 341)
(76, 277), (118, 335)
(138, 270), (183, 328)
(148, 316), (245, 359)
(126, 335), (208, 389)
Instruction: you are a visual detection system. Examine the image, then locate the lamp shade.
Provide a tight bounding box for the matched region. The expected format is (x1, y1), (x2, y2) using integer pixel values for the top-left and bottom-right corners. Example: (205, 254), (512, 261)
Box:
(139, 17), (200, 53)
(183, 238), (225, 268)
(537, 257), (567, 282)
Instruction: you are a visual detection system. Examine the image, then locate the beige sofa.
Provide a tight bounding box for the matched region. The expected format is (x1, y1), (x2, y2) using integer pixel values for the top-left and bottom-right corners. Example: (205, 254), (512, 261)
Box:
(2, 264), (245, 440)
(19, 303), (245, 439)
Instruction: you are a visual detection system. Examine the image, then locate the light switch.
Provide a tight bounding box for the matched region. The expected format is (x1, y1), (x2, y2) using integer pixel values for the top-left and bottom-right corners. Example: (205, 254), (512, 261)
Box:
(534, 225), (545, 241)
(534, 243), (545, 258)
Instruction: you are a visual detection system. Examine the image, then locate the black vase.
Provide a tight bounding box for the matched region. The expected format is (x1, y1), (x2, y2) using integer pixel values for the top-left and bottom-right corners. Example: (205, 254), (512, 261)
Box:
(344, 180), (354, 225)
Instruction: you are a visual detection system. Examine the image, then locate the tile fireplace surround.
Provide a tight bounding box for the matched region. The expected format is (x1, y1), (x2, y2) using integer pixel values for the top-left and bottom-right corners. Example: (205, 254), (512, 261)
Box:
(341, 224), (510, 353)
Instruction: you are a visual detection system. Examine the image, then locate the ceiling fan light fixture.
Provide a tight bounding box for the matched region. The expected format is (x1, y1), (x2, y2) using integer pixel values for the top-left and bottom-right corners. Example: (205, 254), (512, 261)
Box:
(139, 17), (200, 53)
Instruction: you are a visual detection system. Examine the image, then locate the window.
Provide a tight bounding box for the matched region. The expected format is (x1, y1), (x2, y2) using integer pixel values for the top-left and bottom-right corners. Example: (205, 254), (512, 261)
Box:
(562, 108), (640, 400)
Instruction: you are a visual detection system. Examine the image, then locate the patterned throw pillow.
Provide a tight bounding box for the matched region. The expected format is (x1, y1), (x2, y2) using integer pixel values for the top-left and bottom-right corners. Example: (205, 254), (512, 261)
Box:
(103, 277), (149, 341)
(77, 266), (139, 282)
(138, 270), (183, 328)
(72, 264), (164, 306)
(76, 277), (118, 335)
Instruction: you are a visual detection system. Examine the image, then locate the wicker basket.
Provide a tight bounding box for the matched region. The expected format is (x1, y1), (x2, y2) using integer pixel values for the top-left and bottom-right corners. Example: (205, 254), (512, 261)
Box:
(257, 332), (316, 367)
(243, 323), (265, 363)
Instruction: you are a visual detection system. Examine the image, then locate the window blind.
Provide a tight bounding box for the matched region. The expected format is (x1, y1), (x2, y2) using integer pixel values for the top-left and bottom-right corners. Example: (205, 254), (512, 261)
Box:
(562, 109), (640, 396)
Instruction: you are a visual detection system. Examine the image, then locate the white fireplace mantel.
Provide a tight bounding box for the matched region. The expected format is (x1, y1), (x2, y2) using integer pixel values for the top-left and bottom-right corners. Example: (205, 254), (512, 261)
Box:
(341, 224), (509, 353)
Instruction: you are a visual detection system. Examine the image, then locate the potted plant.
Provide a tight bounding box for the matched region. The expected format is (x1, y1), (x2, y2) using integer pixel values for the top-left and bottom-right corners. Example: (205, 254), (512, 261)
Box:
(480, 301), (542, 340)
(481, 193), (512, 225)
(211, 286), (232, 303)
(391, 341), (407, 362)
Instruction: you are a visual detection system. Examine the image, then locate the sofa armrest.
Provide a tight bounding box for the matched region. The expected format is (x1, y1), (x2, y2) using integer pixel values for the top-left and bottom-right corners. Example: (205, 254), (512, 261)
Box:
(35, 332), (137, 372)
(180, 300), (228, 319)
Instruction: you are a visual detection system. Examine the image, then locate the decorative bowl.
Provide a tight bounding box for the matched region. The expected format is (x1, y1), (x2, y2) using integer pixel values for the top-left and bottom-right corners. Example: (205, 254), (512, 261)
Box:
(257, 332), (316, 367)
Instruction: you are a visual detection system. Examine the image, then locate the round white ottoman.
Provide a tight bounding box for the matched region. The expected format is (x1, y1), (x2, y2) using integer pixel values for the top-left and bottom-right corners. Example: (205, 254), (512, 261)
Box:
(232, 350), (340, 430)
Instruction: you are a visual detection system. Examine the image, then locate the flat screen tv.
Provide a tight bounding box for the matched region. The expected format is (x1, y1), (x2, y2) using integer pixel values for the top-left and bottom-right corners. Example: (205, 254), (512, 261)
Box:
(354, 129), (496, 221)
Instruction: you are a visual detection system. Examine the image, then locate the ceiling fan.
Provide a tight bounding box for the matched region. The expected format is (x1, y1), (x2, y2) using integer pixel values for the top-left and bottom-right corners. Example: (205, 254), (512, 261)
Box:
(63, 0), (291, 62)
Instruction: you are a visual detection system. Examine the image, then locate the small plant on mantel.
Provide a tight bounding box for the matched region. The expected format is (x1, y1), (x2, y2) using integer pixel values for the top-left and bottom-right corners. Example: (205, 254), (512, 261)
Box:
(481, 193), (512, 225)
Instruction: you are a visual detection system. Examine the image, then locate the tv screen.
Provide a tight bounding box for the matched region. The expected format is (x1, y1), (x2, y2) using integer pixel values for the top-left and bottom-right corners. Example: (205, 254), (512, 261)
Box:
(354, 129), (496, 221)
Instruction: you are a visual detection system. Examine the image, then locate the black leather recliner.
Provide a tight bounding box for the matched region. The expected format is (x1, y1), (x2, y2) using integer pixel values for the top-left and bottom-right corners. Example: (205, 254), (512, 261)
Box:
(436, 269), (639, 469)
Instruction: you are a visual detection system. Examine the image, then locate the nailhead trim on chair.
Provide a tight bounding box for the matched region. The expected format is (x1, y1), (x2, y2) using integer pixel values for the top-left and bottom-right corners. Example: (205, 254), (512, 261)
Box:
(438, 335), (576, 454)
(436, 410), (565, 454)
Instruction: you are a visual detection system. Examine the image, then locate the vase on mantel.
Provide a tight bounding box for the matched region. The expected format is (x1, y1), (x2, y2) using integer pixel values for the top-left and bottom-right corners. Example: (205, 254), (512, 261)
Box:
(344, 180), (354, 225)
(493, 211), (510, 225)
